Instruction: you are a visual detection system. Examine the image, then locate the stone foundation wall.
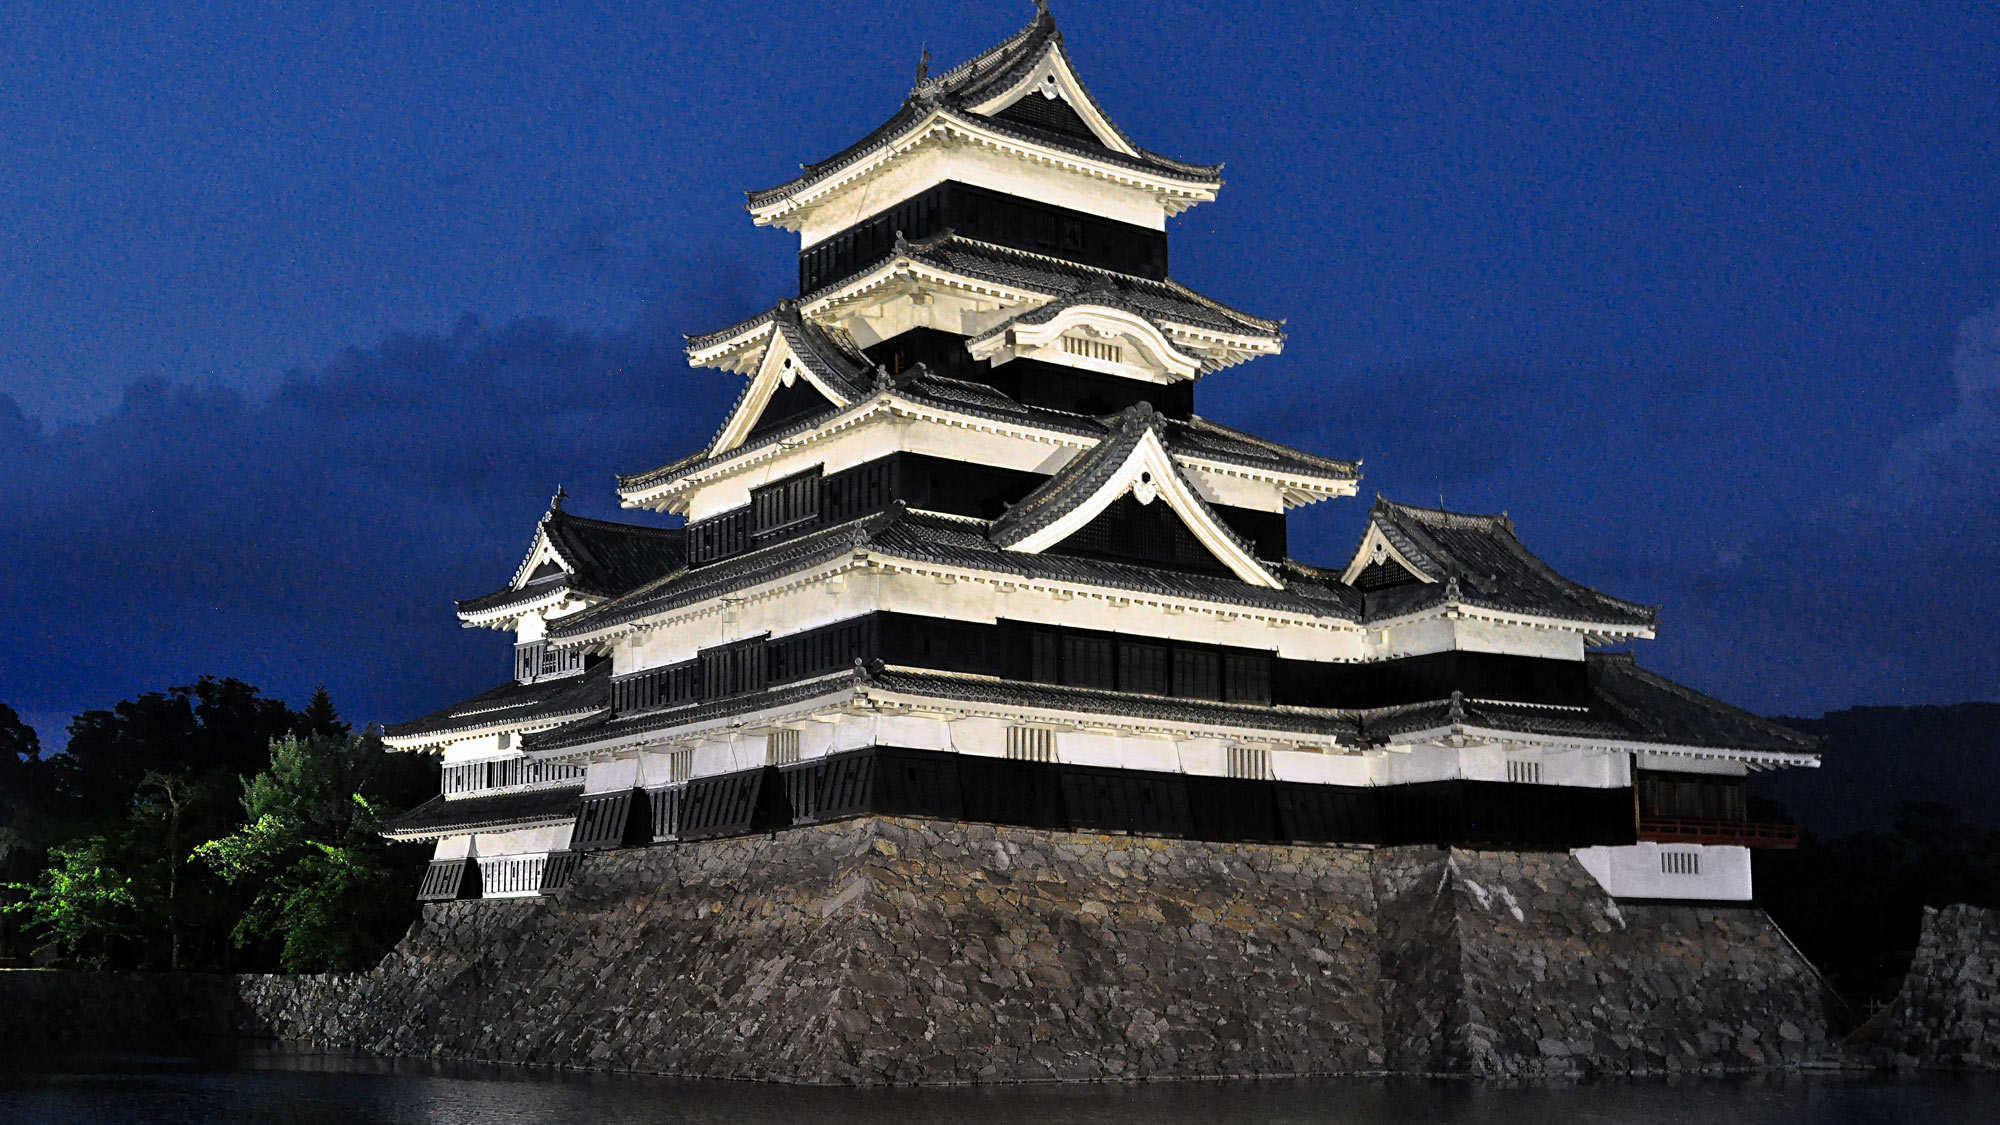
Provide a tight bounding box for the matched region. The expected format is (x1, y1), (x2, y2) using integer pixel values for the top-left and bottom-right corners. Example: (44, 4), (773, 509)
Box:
(1880, 904), (2000, 1069)
(233, 817), (1828, 1082)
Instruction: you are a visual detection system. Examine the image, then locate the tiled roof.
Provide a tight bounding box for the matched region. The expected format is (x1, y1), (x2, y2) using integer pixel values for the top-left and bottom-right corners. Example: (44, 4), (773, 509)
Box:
(379, 786), (583, 841)
(456, 510), (685, 616)
(870, 668), (1359, 738)
(1356, 656), (1819, 757)
(522, 654), (1813, 762)
(618, 365), (1348, 504)
(1358, 696), (1631, 743)
(1357, 498), (1659, 629)
(548, 505), (1366, 647)
(381, 664), (610, 743)
(1166, 416), (1359, 482)
(745, 9), (1219, 211)
(526, 672), (866, 754)
(900, 235), (1279, 338)
(1585, 652), (1821, 755)
(545, 515), (887, 640)
(685, 235), (1278, 357)
(869, 509), (1360, 618)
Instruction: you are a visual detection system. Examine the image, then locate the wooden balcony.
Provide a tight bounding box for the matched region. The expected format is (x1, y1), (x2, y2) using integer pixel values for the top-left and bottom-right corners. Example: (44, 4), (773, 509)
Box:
(1637, 817), (1799, 849)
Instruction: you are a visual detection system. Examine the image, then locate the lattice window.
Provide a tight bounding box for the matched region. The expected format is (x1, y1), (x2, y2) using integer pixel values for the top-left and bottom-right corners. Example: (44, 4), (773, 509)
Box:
(1060, 635), (1116, 690)
(477, 855), (546, 898)
(1223, 652), (1273, 704)
(1063, 335), (1123, 364)
(1171, 649), (1221, 701)
(1226, 746), (1273, 780)
(751, 469), (822, 537)
(669, 748), (695, 784)
(441, 757), (586, 797)
(1660, 851), (1701, 876)
(766, 729), (801, 766)
(1006, 727), (1056, 763)
(1506, 760), (1543, 785)
(1118, 641), (1170, 695)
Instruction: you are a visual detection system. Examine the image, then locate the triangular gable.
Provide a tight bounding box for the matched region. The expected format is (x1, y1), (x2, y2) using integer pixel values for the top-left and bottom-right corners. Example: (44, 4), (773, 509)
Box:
(994, 414), (1282, 589)
(1339, 522), (1436, 589)
(508, 520), (577, 590)
(707, 324), (862, 458)
(962, 34), (1140, 159)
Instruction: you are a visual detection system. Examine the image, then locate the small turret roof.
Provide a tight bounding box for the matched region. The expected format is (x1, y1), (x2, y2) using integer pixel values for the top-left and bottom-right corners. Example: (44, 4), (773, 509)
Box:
(1350, 498), (1660, 631)
(455, 508), (685, 619)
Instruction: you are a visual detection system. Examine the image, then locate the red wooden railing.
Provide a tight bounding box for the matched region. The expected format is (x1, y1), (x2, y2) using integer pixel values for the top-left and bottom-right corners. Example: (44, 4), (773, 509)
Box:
(1637, 818), (1799, 849)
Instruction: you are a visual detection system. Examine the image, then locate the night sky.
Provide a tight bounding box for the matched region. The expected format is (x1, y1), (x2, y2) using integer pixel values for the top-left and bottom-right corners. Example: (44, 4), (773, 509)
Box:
(4, 1), (1996, 746)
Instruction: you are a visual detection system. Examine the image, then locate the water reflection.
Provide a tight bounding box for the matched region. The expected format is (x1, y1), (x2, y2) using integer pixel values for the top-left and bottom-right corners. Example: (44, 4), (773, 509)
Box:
(1, 1043), (1994, 1125)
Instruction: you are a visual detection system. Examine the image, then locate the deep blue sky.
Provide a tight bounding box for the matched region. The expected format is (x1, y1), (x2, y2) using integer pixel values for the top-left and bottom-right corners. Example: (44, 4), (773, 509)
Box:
(3, 0), (1996, 746)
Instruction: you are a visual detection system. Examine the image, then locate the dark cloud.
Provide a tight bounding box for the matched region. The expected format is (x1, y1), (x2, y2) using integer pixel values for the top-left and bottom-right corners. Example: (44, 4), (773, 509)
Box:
(1235, 341), (2000, 716)
(0, 272), (751, 744)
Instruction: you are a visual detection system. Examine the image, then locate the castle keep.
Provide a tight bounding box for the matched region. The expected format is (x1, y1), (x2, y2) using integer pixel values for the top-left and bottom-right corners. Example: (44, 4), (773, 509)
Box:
(380, 5), (1818, 917)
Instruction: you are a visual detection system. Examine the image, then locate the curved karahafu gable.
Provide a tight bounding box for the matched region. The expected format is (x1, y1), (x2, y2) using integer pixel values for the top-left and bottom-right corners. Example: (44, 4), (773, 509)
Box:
(965, 288), (1207, 381)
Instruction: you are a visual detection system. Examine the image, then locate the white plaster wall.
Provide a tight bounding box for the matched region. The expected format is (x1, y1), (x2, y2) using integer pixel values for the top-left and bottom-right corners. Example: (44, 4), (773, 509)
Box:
(1270, 749), (1373, 786)
(793, 143), (1169, 244)
(1635, 753), (1748, 777)
(432, 836), (471, 861)
(585, 758), (641, 794)
(1371, 615), (1587, 661)
(468, 823), (574, 858)
(439, 734), (510, 765)
(1572, 843), (1753, 902)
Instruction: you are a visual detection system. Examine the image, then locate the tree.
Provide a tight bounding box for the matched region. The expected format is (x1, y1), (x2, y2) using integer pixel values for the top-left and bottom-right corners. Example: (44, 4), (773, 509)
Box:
(3, 837), (139, 970)
(196, 726), (432, 971)
(0, 704), (49, 960)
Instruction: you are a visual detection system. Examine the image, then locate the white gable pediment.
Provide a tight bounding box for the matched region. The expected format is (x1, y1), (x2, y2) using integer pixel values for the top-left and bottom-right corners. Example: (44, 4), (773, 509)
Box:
(508, 526), (574, 590)
(1003, 427), (1283, 589)
(965, 45), (1138, 159)
(707, 327), (854, 459)
(967, 302), (1204, 383)
(1339, 523), (1436, 588)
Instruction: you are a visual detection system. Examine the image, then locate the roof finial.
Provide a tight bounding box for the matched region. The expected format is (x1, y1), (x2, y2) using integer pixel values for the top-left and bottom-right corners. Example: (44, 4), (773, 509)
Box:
(1448, 690), (1467, 725)
(1034, 0), (1051, 19)
(550, 484), (568, 512)
(914, 45), (930, 86)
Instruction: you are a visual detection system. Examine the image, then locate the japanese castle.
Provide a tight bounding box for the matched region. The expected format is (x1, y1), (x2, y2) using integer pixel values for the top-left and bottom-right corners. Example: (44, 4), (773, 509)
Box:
(382, 4), (1818, 906)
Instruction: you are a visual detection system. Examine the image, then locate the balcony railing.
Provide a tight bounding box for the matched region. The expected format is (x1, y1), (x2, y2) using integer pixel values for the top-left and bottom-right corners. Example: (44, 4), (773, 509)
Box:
(1637, 817), (1799, 849)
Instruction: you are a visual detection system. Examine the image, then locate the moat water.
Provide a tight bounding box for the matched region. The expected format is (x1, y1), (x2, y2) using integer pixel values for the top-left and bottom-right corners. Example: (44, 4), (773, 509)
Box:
(3, 1044), (1996, 1124)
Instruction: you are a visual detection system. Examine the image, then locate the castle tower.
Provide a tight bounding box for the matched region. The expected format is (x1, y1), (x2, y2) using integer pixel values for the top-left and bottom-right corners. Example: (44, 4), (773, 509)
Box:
(381, 6), (1818, 906)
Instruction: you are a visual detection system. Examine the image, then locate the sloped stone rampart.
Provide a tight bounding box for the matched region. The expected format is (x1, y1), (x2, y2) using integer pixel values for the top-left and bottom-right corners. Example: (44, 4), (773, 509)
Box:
(220, 817), (1827, 1082)
(1879, 905), (2000, 1068)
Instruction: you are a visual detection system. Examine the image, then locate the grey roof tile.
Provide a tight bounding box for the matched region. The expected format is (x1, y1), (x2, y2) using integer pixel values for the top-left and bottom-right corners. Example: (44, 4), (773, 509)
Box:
(380, 786), (583, 840)
(381, 664), (610, 742)
(1356, 498), (1659, 629)
(456, 510), (685, 615)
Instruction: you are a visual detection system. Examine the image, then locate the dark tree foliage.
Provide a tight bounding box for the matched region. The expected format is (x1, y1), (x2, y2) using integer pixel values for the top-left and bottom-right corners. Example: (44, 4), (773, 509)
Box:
(1755, 799), (2000, 1007)
(0, 704), (51, 960)
(2, 681), (435, 972)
